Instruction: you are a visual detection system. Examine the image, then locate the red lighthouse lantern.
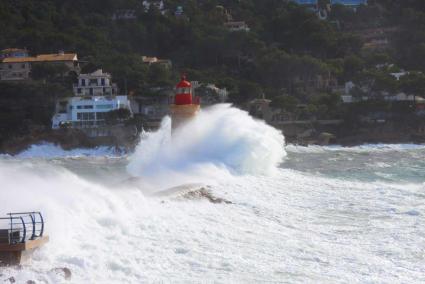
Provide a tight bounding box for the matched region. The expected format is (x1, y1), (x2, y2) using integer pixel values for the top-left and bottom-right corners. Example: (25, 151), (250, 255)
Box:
(175, 75), (193, 105)
(170, 75), (200, 129)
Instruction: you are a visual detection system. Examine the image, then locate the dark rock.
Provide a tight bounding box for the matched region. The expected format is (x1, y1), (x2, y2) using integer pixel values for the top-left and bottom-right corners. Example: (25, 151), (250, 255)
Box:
(5, 277), (15, 283)
(26, 280), (36, 284)
(182, 188), (233, 204)
(51, 267), (72, 281)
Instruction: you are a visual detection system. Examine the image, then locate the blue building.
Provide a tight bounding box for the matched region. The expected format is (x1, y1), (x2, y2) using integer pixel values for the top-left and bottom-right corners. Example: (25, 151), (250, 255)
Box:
(291, 0), (318, 4)
(330, 0), (367, 7)
(290, 0), (318, 11)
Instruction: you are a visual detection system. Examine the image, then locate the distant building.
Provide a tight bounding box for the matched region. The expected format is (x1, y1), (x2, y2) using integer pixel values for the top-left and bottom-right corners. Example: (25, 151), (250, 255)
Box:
(290, 0), (367, 18)
(359, 27), (398, 51)
(248, 98), (273, 121)
(224, 21), (250, 32)
(0, 58), (31, 81)
(330, 0), (367, 7)
(290, 0), (318, 6)
(142, 0), (165, 13)
(142, 56), (172, 69)
(289, 0), (318, 11)
(129, 87), (172, 128)
(175, 6), (184, 17)
(289, 1), (329, 19)
(384, 93), (425, 103)
(390, 71), (408, 81)
(191, 82), (228, 105)
(112, 10), (137, 20)
(0, 51), (79, 81)
(52, 69), (131, 130)
(0, 48), (28, 60)
(73, 69), (118, 96)
(215, 6), (233, 22)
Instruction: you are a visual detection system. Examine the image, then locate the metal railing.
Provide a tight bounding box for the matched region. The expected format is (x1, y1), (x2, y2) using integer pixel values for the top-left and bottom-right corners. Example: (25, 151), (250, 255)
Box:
(0, 212), (45, 245)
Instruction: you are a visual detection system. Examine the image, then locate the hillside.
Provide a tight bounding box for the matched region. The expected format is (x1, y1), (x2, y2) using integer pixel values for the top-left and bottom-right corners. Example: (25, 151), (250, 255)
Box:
(1, 0), (425, 148)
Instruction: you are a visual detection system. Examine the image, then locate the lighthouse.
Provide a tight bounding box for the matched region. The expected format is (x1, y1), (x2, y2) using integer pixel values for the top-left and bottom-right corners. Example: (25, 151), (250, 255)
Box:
(170, 75), (200, 129)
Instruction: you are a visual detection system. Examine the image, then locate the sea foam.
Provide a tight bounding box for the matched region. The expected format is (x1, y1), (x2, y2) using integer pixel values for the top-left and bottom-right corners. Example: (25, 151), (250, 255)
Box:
(127, 104), (286, 188)
(13, 143), (123, 158)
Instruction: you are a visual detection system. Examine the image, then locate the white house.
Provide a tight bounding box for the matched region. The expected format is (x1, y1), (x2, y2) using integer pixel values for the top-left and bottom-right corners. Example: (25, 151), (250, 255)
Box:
(73, 69), (118, 96)
(52, 69), (131, 129)
(142, 0), (165, 14)
(224, 21), (250, 32)
(112, 10), (137, 20)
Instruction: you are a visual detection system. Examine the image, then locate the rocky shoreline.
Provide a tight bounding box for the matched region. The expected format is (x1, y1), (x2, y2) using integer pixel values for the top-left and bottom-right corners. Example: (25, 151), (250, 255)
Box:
(1, 122), (424, 156)
(0, 127), (138, 155)
(278, 120), (425, 147)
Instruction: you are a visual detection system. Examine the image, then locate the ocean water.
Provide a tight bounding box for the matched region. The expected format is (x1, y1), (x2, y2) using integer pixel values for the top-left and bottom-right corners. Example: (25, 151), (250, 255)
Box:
(0, 105), (424, 283)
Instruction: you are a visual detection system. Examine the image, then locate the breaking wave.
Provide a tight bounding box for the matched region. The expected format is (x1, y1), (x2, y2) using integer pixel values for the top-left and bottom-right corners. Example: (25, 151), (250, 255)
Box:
(8, 143), (124, 159)
(127, 104), (286, 188)
(286, 143), (425, 154)
(0, 113), (424, 282)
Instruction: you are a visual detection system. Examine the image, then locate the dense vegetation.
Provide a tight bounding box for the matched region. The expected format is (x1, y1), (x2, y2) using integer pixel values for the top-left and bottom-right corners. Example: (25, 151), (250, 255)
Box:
(0, 0), (425, 145)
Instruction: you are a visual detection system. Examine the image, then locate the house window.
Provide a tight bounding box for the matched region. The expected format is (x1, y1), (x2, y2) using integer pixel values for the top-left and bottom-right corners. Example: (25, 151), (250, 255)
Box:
(77, 112), (95, 120)
(101, 78), (105, 86)
(77, 105), (93, 109)
(77, 88), (82, 94)
(89, 88), (93, 95)
(89, 79), (97, 85)
(96, 104), (113, 109)
(96, 112), (107, 120)
(81, 79), (86, 86)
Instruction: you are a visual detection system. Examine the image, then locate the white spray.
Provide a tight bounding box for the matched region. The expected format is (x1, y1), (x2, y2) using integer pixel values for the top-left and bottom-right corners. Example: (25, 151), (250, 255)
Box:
(127, 104), (286, 188)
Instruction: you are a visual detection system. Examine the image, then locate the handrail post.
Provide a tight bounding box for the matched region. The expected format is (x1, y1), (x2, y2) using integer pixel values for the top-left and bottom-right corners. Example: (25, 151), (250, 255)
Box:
(38, 212), (44, 237)
(20, 217), (26, 243)
(9, 213), (12, 245)
(29, 213), (36, 240)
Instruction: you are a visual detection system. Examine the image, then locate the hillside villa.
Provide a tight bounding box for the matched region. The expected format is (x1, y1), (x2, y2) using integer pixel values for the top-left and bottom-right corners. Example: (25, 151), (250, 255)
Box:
(52, 69), (131, 132)
(142, 56), (172, 69)
(0, 49), (79, 81)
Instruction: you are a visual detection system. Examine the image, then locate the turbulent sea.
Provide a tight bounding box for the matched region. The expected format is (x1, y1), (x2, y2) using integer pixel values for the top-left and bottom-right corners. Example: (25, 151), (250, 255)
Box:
(0, 105), (424, 283)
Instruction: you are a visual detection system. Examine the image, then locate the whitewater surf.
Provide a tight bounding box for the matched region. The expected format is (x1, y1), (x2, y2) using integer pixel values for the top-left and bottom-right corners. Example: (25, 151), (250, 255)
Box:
(0, 105), (424, 283)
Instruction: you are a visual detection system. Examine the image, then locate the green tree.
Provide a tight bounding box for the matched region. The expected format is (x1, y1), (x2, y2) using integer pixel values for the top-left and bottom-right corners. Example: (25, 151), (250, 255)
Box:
(400, 72), (425, 105)
(30, 63), (70, 81)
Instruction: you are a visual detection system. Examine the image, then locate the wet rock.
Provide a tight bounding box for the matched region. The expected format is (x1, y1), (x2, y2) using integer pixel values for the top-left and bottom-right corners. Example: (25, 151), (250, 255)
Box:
(182, 188), (232, 204)
(51, 267), (72, 281)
